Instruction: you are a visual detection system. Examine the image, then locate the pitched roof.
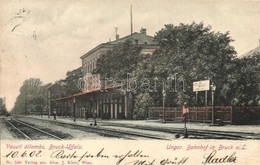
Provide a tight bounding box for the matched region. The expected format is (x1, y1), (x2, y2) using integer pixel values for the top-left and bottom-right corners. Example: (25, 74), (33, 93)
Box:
(240, 40), (260, 58)
(240, 46), (260, 58)
(109, 32), (157, 45)
(80, 32), (158, 59)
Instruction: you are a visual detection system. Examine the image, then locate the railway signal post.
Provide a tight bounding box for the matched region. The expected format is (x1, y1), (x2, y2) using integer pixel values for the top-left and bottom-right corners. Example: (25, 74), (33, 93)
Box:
(182, 102), (189, 138)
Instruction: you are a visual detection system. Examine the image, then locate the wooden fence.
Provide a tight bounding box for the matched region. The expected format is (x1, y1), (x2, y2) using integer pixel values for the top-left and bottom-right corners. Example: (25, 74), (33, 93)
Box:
(148, 106), (233, 124)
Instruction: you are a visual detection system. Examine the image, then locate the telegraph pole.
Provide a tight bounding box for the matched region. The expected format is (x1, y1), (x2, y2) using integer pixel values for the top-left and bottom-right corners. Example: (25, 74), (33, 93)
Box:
(24, 93), (27, 116)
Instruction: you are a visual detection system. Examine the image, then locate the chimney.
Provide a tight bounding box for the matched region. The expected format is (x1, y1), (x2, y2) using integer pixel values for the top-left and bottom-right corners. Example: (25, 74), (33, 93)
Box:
(140, 28), (146, 35)
(115, 27), (119, 40)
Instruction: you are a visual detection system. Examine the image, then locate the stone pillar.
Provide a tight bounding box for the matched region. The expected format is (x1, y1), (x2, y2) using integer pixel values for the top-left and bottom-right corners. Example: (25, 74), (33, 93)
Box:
(124, 94), (128, 119)
(110, 98), (114, 119)
(115, 99), (118, 119)
(96, 100), (99, 117)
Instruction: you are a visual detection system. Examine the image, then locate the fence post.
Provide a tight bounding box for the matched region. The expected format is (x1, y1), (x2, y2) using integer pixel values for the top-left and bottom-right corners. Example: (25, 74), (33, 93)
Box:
(151, 107), (153, 119)
(231, 106), (233, 124)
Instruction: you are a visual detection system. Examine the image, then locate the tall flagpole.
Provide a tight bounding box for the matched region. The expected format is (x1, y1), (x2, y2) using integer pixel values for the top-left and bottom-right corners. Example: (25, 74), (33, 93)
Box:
(130, 5), (133, 34)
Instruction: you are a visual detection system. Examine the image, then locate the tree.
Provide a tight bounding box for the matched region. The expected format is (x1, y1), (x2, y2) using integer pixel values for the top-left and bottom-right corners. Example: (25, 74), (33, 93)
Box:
(147, 22), (236, 106)
(64, 67), (83, 95)
(94, 40), (142, 80)
(12, 78), (46, 114)
(224, 52), (260, 106)
(94, 22), (237, 118)
(0, 98), (7, 115)
(94, 40), (147, 119)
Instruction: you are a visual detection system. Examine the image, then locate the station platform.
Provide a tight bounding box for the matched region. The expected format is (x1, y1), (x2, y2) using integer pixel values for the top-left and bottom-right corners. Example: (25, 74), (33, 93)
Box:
(24, 115), (260, 134)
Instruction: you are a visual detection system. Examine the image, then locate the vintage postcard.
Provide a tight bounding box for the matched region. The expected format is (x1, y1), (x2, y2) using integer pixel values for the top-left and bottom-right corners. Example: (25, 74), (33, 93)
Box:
(1, 0), (260, 165)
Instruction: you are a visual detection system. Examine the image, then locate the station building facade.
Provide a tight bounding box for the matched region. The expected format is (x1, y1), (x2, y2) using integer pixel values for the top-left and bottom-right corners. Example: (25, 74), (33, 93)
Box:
(49, 28), (158, 119)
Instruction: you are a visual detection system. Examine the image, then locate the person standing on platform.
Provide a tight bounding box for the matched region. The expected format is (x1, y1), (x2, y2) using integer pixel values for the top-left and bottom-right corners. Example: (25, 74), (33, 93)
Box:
(84, 108), (88, 120)
(182, 103), (189, 138)
(53, 108), (57, 120)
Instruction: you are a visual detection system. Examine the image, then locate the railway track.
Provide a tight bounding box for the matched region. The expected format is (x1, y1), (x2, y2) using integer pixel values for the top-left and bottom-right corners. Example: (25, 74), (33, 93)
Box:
(19, 117), (172, 140)
(20, 116), (260, 140)
(46, 121), (172, 140)
(101, 122), (260, 140)
(85, 125), (172, 140)
(4, 118), (63, 140)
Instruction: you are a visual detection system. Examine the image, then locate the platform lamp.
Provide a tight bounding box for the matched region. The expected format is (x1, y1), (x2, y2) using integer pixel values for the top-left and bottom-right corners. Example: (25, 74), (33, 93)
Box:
(93, 99), (97, 126)
(73, 97), (76, 122)
(162, 89), (166, 123)
(183, 101), (188, 138)
(41, 104), (43, 118)
(210, 82), (216, 124)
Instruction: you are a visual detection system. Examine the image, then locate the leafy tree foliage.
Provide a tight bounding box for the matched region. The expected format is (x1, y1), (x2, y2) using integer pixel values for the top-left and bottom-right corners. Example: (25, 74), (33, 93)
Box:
(94, 40), (142, 80)
(12, 78), (48, 114)
(146, 22), (236, 106)
(224, 52), (260, 106)
(49, 80), (68, 98)
(47, 67), (82, 100)
(94, 40), (147, 119)
(94, 22), (240, 118)
(0, 98), (7, 115)
(64, 67), (83, 95)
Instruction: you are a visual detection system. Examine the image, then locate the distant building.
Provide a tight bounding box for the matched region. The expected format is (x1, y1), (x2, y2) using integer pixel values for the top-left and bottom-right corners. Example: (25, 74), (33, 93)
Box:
(47, 80), (68, 117)
(239, 39), (260, 58)
(50, 28), (158, 120)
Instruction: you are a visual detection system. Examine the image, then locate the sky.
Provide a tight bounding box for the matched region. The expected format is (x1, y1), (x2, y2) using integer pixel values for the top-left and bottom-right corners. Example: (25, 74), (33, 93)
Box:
(0, 0), (260, 111)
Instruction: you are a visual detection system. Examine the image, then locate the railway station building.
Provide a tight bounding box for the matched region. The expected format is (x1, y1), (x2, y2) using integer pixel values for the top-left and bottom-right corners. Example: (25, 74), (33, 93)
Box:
(49, 28), (158, 120)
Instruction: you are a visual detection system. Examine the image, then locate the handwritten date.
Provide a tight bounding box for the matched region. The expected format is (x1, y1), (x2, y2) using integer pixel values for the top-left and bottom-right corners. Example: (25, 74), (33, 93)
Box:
(5, 150), (42, 158)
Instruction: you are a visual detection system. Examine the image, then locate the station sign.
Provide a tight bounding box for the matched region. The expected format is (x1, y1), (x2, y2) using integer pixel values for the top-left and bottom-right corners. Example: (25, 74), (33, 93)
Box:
(193, 80), (210, 92)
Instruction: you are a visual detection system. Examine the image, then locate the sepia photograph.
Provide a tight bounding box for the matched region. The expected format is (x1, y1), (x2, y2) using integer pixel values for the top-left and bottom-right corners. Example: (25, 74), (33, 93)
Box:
(0, 0), (260, 164)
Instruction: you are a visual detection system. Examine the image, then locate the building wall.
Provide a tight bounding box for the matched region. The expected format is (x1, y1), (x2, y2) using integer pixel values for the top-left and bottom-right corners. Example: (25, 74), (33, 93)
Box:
(51, 31), (159, 120)
(79, 35), (157, 119)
